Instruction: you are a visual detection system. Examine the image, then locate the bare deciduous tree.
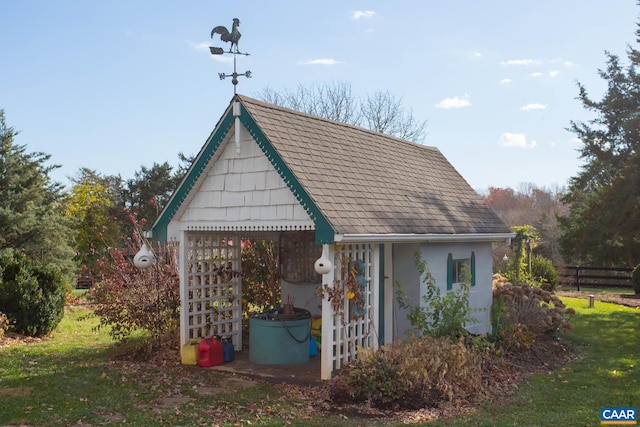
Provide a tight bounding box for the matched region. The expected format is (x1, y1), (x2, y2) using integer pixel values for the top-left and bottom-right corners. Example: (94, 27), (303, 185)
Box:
(255, 82), (428, 143)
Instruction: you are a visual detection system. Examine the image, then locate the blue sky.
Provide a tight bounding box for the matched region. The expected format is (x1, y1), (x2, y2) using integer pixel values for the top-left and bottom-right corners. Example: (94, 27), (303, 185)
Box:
(1, 1), (638, 191)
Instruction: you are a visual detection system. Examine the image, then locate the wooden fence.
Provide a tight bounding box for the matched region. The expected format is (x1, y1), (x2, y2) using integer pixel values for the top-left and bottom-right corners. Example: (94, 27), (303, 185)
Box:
(560, 266), (634, 291)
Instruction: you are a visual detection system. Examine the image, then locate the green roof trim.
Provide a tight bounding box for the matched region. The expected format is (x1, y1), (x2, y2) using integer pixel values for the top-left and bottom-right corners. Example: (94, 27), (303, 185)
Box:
(152, 110), (235, 241)
(238, 101), (336, 244)
(152, 97), (336, 244)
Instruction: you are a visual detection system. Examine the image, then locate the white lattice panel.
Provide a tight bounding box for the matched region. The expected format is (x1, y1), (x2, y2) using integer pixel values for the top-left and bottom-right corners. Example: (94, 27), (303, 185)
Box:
(322, 243), (379, 377)
(184, 233), (242, 349)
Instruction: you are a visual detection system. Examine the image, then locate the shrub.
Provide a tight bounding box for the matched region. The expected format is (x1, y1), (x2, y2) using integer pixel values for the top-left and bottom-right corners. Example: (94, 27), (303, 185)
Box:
(491, 280), (574, 353)
(88, 242), (180, 351)
(396, 252), (476, 340)
(530, 255), (559, 291)
(0, 312), (9, 340)
(632, 264), (640, 295)
(241, 239), (280, 317)
(0, 250), (67, 337)
(328, 335), (485, 409)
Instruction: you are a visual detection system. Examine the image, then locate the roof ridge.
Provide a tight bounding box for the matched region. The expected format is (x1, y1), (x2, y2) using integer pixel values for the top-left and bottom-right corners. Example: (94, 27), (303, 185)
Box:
(235, 93), (438, 153)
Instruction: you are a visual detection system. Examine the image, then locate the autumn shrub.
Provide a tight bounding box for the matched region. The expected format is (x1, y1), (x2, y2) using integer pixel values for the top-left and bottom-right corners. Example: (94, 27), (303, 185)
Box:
(491, 279), (574, 353)
(328, 335), (485, 409)
(88, 242), (180, 352)
(0, 249), (67, 337)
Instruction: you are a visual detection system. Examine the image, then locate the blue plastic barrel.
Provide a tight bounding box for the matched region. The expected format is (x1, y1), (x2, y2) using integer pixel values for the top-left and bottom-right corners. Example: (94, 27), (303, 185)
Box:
(249, 308), (311, 365)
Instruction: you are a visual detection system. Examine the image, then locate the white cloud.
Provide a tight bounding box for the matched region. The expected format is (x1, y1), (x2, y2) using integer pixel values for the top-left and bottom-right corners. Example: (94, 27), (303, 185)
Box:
(500, 59), (541, 66)
(351, 10), (375, 20)
(189, 41), (211, 53)
(298, 58), (343, 66)
(520, 103), (547, 111)
(188, 41), (233, 62)
(473, 52), (482, 58)
(530, 72), (544, 78)
(499, 132), (537, 148)
(549, 70), (561, 77)
(435, 94), (471, 109)
(500, 78), (512, 85)
(564, 61), (577, 67)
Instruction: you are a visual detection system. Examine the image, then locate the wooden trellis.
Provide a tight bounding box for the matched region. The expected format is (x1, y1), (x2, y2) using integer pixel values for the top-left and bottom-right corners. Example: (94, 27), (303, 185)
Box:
(183, 233), (242, 349)
(321, 243), (380, 379)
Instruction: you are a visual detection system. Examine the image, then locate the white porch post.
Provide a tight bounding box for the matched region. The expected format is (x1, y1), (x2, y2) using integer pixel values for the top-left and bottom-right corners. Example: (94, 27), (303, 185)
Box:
(179, 230), (189, 346)
(383, 243), (394, 344)
(371, 244), (380, 349)
(320, 243), (335, 380)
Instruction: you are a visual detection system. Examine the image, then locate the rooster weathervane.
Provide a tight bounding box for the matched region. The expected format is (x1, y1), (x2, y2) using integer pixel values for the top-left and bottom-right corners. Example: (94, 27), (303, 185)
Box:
(210, 18), (251, 93)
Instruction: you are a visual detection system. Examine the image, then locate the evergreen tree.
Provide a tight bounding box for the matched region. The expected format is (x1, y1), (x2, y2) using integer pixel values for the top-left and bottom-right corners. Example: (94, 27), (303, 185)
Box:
(125, 162), (182, 227)
(559, 19), (640, 266)
(0, 110), (76, 281)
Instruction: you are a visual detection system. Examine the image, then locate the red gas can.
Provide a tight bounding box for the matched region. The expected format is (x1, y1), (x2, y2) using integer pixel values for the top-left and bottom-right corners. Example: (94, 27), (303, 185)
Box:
(197, 337), (224, 367)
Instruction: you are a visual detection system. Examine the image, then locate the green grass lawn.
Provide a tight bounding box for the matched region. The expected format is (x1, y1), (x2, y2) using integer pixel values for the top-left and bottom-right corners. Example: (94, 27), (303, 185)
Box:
(422, 297), (640, 427)
(1, 297), (638, 426)
(0, 306), (363, 426)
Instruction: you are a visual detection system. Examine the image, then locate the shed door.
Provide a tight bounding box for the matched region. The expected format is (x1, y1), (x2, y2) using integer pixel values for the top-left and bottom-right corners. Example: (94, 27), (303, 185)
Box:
(184, 233), (242, 349)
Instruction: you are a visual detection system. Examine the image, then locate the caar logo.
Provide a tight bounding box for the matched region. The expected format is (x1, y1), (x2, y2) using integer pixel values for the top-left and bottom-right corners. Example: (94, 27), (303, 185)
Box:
(601, 407), (637, 425)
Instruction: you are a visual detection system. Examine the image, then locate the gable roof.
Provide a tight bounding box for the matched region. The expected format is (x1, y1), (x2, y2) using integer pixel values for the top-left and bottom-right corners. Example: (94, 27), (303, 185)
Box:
(153, 94), (510, 243)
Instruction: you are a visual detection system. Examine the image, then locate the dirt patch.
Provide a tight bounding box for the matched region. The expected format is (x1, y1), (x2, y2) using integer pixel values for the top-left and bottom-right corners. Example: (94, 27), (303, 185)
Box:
(195, 377), (257, 395)
(0, 332), (44, 348)
(156, 396), (194, 407)
(0, 386), (32, 398)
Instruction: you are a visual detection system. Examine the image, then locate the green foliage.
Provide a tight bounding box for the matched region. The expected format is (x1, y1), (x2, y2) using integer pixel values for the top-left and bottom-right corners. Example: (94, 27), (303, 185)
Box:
(125, 161), (183, 227)
(530, 255), (559, 291)
(0, 249), (67, 337)
(241, 239), (280, 316)
(632, 264), (640, 295)
(0, 110), (76, 283)
(66, 168), (129, 276)
(0, 311), (9, 340)
(396, 252), (476, 340)
(559, 23), (640, 266)
(66, 162), (184, 287)
(328, 335), (485, 409)
(506, 225), (539, 284)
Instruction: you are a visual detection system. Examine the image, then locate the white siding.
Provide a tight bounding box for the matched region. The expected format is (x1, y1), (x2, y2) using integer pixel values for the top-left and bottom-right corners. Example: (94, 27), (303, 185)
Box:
(392, 241), (494, 339)
(177, 129), (313, 227)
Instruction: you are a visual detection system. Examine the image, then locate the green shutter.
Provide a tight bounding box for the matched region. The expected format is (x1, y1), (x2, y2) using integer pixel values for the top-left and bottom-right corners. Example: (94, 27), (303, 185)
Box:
(446, 253), (453, 290)
(470, 251), (476, 287)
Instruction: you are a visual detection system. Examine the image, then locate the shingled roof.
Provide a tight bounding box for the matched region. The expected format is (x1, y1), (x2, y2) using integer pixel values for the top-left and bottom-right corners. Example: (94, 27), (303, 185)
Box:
(153, 94), (510, 242)
(237, 95), (508, 236)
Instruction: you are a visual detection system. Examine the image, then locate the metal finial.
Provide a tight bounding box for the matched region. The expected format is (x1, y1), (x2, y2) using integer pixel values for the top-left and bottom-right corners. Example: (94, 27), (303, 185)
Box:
(210, 18), (251, 94)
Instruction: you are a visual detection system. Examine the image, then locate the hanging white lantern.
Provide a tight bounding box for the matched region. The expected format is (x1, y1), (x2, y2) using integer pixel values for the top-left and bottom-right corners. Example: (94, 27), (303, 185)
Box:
(133, 243), (155, 269)
(314, 245), (332, 275)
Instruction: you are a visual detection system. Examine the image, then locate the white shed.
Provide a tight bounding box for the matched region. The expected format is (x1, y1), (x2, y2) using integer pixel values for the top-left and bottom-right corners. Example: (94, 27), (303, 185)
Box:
(152, 95), (513, 380)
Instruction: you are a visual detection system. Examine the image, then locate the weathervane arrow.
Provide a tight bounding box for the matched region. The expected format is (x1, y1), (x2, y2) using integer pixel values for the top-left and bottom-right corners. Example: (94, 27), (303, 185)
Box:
(210, 18), (251, 94)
